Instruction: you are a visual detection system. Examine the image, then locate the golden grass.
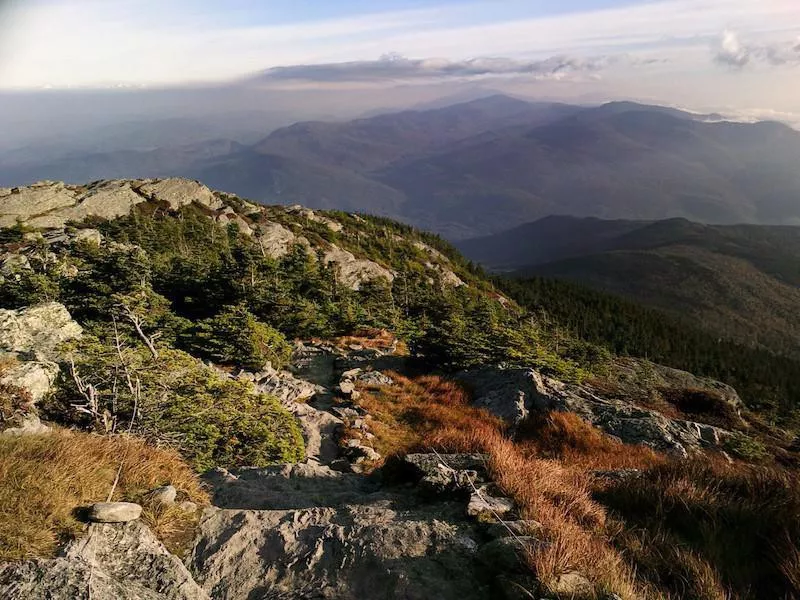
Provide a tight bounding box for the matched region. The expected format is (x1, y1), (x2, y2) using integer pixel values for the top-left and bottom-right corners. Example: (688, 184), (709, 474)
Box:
(358, 373), (651, 599)
(0, 429), (208, 561)
(516, 411), (666, 471)
(351, 371), (800, 598)
(600, 459), (800, 599)
(330, 328), (406, 353)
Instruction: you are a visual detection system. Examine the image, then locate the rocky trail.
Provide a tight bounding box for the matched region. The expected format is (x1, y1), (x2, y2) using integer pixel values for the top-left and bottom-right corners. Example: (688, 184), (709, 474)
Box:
(0, 300), (750, 599)
(189, 342), (499, 600)
(1, 338), (516, 599)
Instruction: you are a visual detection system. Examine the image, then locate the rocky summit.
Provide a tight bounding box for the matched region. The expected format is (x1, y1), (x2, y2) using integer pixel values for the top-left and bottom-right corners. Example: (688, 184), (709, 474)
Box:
(1, 178), (798, 600)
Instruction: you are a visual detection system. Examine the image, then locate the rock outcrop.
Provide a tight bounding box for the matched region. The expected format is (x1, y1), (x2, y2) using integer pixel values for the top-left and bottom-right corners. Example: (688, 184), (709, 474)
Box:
(0, 178), (222, 229)
(323, 245), (394, 291)
(287, 205), (343, 232)
(0, 521), (209, 600)
(610, 357), (744, 412)
(0, 303), (82, 408)
(460, 366), (733, 457)
(0, 302), (82, 359)
(192, 460), (492, 600)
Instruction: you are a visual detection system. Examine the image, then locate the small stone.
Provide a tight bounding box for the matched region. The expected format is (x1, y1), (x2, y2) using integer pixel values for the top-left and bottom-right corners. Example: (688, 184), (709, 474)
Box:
(331, 406), (359, 419)
(150, 485), (177, 505)
(88, 502), (143, 523)
(178, 501), (198, 513)
(340, 368), (362, 380)
(339, 381), (356, 395)
(548, 571), (593, 596)
(73, 228), (103, 245)
(467, 487), (515, 520)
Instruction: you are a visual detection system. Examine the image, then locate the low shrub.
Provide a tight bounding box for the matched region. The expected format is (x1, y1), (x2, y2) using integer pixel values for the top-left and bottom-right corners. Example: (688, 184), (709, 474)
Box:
(723, 432), (769, 462)
(49, 338), (305, 471)
(188, 303), (293, 371)
(0, 430), (208, 561)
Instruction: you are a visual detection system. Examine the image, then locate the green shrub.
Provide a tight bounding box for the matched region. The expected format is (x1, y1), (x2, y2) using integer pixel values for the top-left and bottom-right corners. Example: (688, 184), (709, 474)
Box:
(48, 338), (304, 471)
(189, 304), (293, 370)
(723, 432), (769, 462)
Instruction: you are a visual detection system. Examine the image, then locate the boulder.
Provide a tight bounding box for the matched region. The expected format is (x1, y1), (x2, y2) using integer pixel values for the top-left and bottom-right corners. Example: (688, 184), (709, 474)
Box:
(216, 211), (253, 236)
(477, 536), (539, 574)
(345, 438), (380, 462)
(0, 359), (59, 403)
(178, 501), (198, 513)
(339, 380), (356, 395)
(88, 502), (143, 523)
(0, 520), (209, 600)
(355, 370), (395, 387)
(149, 485), (177, 505)
(72, 228), (103, 245)
(286, 205), (343, 232)
(323, 245), (394, 291)
(252, 365), (322, 404)
(461, 366), (734, 456)
(1, 413), (50, 436)
(257, 221), (312, 259)
(390, 453), (489, 498)
(0, 302), (82, 359)
(485, 520), (543, 540)
(467, 487), (515, 520)
(611, 357), (744, 412)
(1, 253), (32, 275)
(548, 571), (594, 597)
(138, 178), (222, 211)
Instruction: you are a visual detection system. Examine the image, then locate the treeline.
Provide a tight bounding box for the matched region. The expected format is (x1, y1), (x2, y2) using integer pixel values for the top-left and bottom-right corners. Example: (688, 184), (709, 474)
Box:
(499, 276), (800, 422)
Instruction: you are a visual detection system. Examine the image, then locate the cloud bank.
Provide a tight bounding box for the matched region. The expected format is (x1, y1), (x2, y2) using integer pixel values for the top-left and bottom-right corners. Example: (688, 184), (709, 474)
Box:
(253, 54), (618, 84)
(715, 30), (800, 68)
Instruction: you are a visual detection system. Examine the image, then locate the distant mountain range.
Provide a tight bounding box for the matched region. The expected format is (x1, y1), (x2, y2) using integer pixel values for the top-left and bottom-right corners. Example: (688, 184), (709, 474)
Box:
(458, 215), (800, 357)
(4, 95), (800, 239)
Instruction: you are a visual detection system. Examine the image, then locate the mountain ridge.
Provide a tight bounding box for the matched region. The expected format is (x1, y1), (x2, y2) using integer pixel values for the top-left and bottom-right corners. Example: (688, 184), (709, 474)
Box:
(6, 95), (800, 238)
(459, 215), (800, 357)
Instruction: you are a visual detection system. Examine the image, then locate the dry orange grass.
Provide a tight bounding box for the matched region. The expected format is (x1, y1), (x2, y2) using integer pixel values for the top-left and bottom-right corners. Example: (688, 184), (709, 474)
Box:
(331, 328), (404, 352)
(517, 411), (666, 471)
(354, 372), (506, 459)
(0, 429), (208, 561)
(360, 373), (649, 599)
(600, 459), (800, 599)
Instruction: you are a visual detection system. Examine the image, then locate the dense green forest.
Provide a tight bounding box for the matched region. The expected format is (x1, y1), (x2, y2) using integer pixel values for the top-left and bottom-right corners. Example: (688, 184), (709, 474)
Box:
(498, 276), (800, 425)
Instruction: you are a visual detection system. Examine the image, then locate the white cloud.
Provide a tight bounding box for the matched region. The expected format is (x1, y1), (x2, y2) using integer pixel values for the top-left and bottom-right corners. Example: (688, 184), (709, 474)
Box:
(714, 30), (800, 68)
(252, 54), (618, 85)
(1, 0), (799, 89)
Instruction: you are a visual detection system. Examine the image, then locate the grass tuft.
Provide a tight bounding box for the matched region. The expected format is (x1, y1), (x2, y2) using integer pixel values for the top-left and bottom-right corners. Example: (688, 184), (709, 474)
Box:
(0, 429), (208, 561)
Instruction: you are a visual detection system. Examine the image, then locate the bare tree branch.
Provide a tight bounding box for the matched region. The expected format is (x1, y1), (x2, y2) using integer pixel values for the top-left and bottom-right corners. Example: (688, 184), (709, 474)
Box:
(120, 303), (160, 359)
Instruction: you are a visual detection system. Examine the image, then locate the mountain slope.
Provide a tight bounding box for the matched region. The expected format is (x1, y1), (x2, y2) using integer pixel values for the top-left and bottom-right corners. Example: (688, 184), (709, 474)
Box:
(5, 178), (800, 600)
(6, 97), (800, 239)
(380, 109), (800, 236)
(461, 216), (800, 356)
(252, 95), (581, 173)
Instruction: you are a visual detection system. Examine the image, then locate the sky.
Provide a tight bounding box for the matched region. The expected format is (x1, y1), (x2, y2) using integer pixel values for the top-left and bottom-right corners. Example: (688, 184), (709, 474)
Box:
(1, 0), (800, 118)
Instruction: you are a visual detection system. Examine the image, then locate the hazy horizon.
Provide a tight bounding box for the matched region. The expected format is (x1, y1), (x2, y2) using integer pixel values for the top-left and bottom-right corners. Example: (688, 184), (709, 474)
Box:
(1, 0), (799, 149)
